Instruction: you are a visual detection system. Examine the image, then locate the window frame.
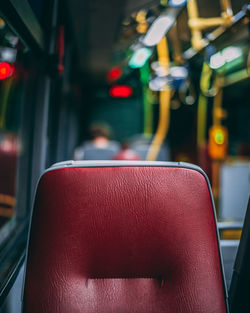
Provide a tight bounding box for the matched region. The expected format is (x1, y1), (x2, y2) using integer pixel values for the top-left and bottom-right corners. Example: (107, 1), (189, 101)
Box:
(0, 0), (56, 305)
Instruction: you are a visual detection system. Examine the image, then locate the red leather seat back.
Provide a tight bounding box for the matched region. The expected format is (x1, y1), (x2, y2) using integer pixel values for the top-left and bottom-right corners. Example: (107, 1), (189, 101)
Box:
(23, 161), (227, 313)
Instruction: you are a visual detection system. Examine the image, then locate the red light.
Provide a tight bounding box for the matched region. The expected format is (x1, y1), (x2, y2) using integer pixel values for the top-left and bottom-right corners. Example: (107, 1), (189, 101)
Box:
(106, 66), (122, 83)
(0, 62), (13, 80)
(109, 85), (133, 98)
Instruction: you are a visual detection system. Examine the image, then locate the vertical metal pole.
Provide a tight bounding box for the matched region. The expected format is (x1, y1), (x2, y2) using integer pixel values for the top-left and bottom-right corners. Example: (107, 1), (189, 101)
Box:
(156, 36), (170, 70)
(146, 36), (171, 161)
(30, 77), (51, 196)
(211, 80), (224, 210)
(30, 0), (59, 199)
(143, 86), (154, 136)
(187, 0), (204, 50)
(197, 62), (211, 149)
(220, 0), (233, 20)
(140, 63), (153, 137)
(169, 23), (183, 64)
(213, 86), (223, 126)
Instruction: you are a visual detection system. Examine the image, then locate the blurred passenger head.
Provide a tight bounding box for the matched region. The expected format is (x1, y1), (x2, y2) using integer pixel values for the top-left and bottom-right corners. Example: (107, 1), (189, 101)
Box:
(89, 124), (111, 140)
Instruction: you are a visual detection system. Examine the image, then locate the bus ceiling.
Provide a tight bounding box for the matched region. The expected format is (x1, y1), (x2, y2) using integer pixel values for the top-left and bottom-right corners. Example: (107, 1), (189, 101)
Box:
(66, 0), (249, 83)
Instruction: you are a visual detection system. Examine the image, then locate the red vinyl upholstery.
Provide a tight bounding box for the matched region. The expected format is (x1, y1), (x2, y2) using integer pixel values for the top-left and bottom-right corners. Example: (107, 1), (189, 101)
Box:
(23, 162), (227, 313)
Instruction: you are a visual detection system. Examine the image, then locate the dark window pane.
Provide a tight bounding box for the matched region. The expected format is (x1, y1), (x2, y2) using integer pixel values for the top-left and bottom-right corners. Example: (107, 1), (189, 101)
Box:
(0, 18), (23, 237)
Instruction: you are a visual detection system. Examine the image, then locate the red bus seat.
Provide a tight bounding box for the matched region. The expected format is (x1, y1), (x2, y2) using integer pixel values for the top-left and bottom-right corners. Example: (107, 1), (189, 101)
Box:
(23, 161), (228, 313)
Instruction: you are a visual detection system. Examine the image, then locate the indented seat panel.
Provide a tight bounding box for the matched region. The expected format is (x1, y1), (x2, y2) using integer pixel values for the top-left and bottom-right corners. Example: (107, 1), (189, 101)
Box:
(23, 162), (227, 313)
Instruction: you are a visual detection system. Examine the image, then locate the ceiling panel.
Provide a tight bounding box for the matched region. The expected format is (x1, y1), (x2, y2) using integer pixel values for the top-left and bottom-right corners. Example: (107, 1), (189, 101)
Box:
(67, 0), (249, 82)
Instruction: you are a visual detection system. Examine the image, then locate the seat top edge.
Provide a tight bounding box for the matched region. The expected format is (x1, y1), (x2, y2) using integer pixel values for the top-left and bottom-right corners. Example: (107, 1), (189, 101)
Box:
(46, 160), (204, 175)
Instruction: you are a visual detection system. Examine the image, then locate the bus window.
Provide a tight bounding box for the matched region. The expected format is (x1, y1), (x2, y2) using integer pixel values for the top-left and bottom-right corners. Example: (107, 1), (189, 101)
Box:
(0, 19), (23, 243)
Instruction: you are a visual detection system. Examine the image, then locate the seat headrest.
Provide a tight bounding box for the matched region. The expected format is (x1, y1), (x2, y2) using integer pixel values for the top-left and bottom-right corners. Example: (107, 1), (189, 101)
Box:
(23, 161), (227, 313)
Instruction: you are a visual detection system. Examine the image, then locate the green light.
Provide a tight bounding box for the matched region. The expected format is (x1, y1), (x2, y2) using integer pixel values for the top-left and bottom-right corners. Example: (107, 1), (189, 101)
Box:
(215, 130), (225, 145)
(129, 48), (152, 69)
(140, 62), (150, 84)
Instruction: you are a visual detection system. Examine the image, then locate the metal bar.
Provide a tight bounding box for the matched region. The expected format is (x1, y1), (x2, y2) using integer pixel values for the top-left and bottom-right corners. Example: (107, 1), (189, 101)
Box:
(30, 0), (59, 199)
(146, 88), (171, 161)
(197, 62), (211, 148)
(220, 0), (233, 18)
(30, 76), (51, 200)
(219, 69), (250, 87)
(186, 0), (205, 50)
(189, 17), (226, 30)
(213, 84), (223, 126)
(168, 22), (183, 64)
(156, 36), (170, 70)
(183, 8), (247, 60)
(146, 37), (171, 161)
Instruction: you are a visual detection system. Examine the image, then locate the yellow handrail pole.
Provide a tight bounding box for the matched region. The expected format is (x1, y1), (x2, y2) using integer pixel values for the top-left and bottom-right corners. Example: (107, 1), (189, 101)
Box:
(189, 17), (228, 30)
(169, 23), (183, 64)
(220, 0), (233, 23)
(187, 0), (234, 51)
(211, 77), (225, 210)
(146, 36), (171, 161)
(187, 0), (206, 50)
(157, 36), (170, 69)
(146, 89), (171, 161)
(213, 85), (223, 127)
(197, 62), (211, 149)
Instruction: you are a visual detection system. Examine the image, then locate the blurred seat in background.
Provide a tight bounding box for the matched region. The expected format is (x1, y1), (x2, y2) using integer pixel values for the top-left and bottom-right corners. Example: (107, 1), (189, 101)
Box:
(129, 134), (171, 161)
(113, 142), (141, 160)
